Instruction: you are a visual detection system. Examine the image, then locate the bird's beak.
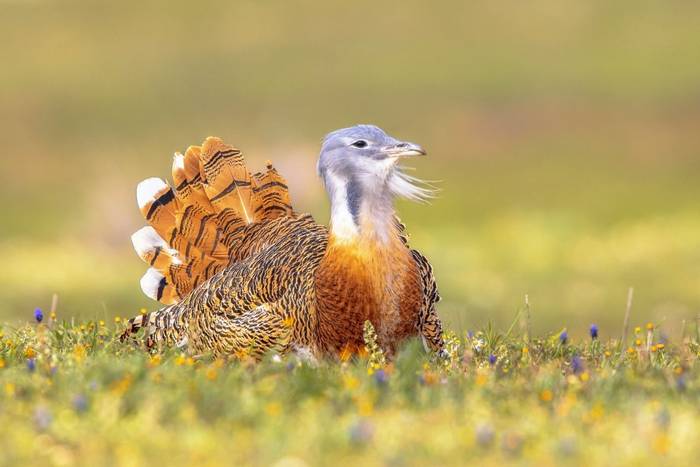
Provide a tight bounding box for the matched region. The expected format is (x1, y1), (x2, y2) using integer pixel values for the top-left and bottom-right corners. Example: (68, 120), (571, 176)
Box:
(381, 141), (427, 158)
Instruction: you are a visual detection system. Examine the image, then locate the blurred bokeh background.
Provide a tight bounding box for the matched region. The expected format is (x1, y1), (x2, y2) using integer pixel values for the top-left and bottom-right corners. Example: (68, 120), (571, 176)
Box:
(1, 0), (698, 338)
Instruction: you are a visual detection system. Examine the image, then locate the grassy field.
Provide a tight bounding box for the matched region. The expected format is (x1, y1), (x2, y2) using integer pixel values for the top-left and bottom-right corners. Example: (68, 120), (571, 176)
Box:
(1, 314), (698, 466)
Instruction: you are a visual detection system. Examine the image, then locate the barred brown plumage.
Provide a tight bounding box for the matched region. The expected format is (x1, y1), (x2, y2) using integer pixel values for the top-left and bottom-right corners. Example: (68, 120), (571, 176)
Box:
(122, 126), (445, 359)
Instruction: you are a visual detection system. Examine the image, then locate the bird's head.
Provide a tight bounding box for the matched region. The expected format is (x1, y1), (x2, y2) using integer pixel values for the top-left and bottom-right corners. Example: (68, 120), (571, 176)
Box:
(317, 125), (434, 243)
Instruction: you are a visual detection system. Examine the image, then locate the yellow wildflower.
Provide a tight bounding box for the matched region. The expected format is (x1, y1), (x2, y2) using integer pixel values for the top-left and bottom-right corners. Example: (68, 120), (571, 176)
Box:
(422, 371), (438, 385)
(627, 347), (635, 355)
(604, 351), (611, 357)
(589, 404), (604, 422)
(114, 316), (121, 324)
(99, 320), (105, 327)
(522, 347), (529, 354)
(634, 326), (641, 334)
(265, 402), (282, 417)
(148, 355), (161, 368)
(73, 344), (86, 362)
(0, 358), (5, 369)
(111, 374), (133, 394)
(5, 382), (15, 396)
(205, 367), (218, 381)
(651, 345), (657, 352)
(175, 354), (186, 366)
(355, 396), (374, 416)
(646, 322), (654, 331)
(580, 372), (590, 382)
(343, 374), (359, 391)
(635, 339), (642, 347)
(540, 389), (553, 402)
(140, 308), (147, 315)
(653, 434), (670, 454)
(25, 347), (36, 359)
(657, 343), (665, 350)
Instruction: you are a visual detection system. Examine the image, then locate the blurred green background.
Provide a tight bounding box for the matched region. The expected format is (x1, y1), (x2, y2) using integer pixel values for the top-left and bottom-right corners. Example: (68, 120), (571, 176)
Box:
(1, 0), (699, 338)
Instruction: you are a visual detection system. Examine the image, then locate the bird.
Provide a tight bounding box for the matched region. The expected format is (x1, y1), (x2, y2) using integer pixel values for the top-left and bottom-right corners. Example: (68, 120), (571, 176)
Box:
(121, 125), (444, 359)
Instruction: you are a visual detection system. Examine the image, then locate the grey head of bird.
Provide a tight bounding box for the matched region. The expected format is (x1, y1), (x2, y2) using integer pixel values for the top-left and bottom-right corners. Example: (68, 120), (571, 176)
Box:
(317, 124), (435, 243)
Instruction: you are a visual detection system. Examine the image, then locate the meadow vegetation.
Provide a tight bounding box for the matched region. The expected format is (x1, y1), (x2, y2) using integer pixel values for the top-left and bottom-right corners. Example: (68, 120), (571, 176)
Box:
(1, 311), (698, 465)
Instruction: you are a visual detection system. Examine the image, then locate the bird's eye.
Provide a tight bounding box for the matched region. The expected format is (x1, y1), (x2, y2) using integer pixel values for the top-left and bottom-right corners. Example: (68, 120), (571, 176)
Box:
(351, 140), (368, 148)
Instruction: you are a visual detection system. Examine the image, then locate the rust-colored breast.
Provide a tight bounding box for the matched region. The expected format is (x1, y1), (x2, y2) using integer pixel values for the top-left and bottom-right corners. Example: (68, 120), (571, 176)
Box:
(314, 237), (422, 355)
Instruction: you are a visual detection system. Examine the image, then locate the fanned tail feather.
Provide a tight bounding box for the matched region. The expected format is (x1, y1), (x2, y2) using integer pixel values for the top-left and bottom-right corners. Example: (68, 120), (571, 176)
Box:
(252, 161), (294, 220)
(200, 137), (256, 224)
(131, 136), (294, 305)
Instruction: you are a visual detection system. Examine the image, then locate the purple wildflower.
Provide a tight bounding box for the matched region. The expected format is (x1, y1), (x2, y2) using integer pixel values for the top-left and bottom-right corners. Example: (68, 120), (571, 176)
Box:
(559, 330), (568, 345)
(349, 420), (374, 444)
(475, 424), (495, 447)
(34, 308), (43, 323)
(374, 369), (388, 385)
(27, 358), (36, 372)
(589, 324), (598, 340)
(34, 407), (52, 431)
(656, 407), (671, 430)
(571, 355), (583, 374)
(677, 376), (687, 392)
(488, 354), (497, 366)
(72, 394), (88, 413)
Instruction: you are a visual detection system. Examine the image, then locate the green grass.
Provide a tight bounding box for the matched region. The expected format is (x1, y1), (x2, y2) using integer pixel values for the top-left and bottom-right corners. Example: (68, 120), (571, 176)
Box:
(1, 315), (698, 466)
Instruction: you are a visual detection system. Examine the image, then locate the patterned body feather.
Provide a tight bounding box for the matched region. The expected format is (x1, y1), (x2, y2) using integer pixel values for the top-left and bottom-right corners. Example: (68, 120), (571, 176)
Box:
(123, 136), (444, 358)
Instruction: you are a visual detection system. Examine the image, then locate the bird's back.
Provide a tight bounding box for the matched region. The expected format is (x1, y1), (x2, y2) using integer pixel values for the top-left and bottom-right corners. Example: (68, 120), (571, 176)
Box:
(176, 214), (328, 354)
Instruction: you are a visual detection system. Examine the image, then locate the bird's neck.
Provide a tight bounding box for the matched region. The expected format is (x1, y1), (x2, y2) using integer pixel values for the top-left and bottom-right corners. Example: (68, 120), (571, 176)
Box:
(324, 171), (400, 247)
(317, 174), (417, 356)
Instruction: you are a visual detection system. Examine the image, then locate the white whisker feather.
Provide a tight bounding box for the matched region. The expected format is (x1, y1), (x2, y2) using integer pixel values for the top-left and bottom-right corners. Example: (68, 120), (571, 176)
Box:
(388, 169), (439, 203)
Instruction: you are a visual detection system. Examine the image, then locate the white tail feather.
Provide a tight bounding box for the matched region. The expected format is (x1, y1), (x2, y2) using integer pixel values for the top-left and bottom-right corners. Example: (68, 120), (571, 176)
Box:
(137, 177), (169, 209)
(131, 226), (167, 258)
(172, 152), (185, 171)
(140, 267), (165, 301)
